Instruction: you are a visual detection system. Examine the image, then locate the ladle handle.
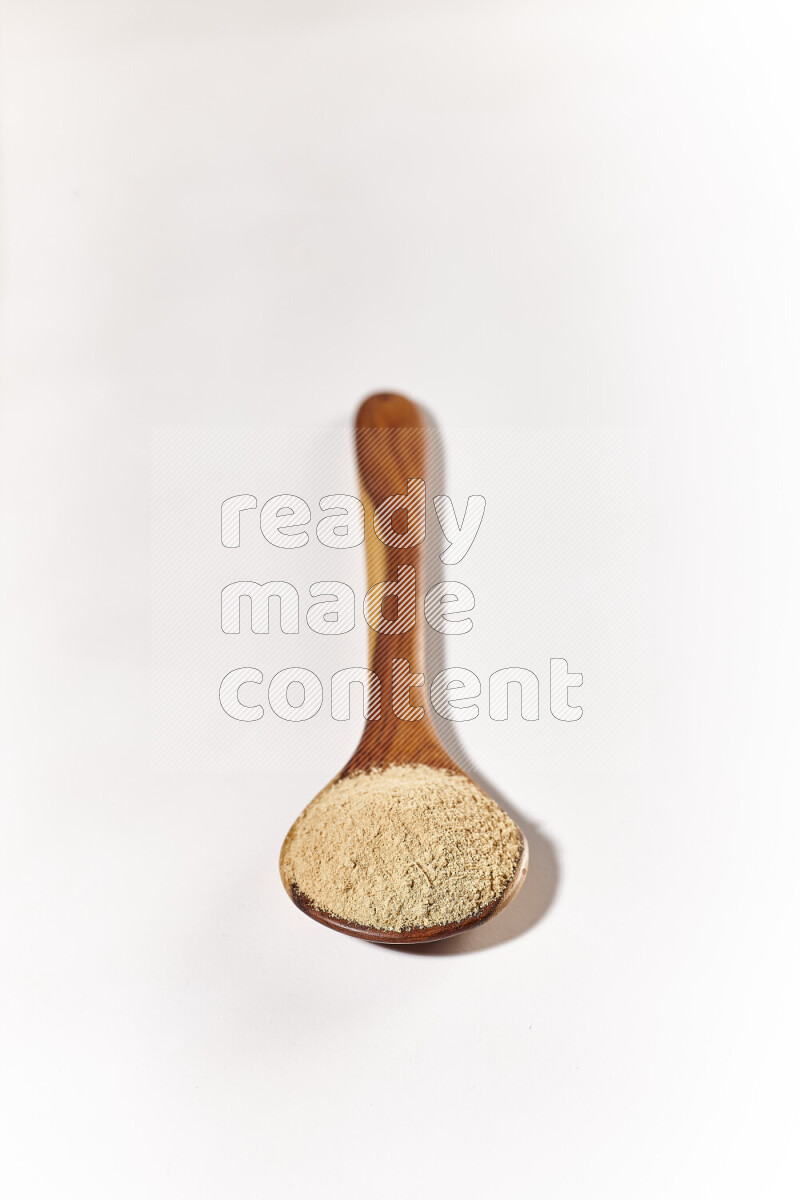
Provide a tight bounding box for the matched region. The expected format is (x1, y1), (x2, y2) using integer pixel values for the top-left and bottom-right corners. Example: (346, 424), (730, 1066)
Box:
(341, 393), (453, 775)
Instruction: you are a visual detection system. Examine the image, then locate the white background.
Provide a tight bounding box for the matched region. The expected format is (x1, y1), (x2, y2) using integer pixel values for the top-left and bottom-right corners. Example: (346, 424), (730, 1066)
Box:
(150, 425), (648, 772)
(2, 3), (798, 1198)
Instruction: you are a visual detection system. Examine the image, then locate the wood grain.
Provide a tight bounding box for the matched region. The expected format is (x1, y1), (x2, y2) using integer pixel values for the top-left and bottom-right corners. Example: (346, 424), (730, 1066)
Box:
(342, 392), (458, 776)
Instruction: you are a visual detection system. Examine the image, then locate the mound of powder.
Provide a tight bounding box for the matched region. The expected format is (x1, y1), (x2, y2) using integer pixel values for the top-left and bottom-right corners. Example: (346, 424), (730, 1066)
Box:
(280, 764), (522, 931)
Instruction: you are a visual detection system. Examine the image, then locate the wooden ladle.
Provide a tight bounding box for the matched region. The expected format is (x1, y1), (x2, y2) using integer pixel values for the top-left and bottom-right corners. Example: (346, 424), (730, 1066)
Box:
(280, 392), (528, 944)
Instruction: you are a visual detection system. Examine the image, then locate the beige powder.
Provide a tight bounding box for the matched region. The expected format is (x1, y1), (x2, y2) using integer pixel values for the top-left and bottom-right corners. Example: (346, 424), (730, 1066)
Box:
(280, 764), (522, 931)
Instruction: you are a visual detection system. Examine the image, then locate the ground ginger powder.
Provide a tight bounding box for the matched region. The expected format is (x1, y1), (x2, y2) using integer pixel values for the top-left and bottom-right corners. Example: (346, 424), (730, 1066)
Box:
(280, 764), (522, 931)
